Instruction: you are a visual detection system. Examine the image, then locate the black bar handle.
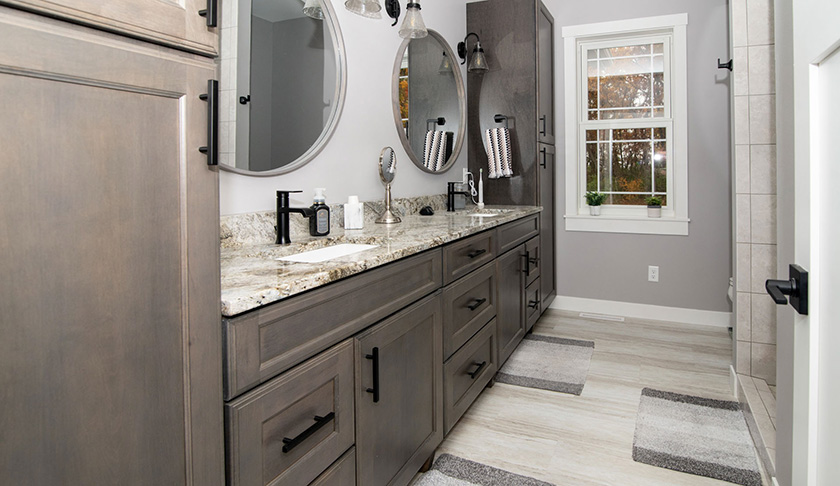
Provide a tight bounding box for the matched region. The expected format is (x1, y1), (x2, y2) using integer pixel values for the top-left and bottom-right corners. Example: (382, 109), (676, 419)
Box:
(717, 58), (733, 71)
(765, 264), (809, 315)
(365, 347), (380, 403)
(467, 298), (487, 311)
(539, 115), (547, 135)
(468, 361), (487, 379)
(198, 0), (217, 27)
(467, 248), (486, 259)
(198, 79), (219, 166)
(540, 147), (547, 168)
(522, 250), (531, 275)
(281, 412), (335, 453)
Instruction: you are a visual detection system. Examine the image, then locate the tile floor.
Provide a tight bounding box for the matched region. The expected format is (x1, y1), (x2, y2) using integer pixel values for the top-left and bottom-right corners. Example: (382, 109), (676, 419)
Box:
(414, 310), (770, 486)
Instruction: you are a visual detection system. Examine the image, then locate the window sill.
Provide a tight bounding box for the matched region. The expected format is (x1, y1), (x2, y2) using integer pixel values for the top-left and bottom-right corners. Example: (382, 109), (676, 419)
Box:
(564, 214), (690, 235)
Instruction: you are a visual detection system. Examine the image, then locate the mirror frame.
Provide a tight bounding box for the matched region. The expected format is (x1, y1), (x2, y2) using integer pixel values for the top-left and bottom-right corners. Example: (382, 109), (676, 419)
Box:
(220, 0), (348, 177)
(391, 30), (466, 174)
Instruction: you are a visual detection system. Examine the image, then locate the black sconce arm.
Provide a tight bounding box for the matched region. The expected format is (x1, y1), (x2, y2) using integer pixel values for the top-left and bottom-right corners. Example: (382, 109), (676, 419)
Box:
(457, 32), (481, 65)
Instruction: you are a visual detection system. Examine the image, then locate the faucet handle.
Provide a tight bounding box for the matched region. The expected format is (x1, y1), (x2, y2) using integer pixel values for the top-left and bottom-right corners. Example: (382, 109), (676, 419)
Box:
(276, 190), (303, 208)
(276, 190), (303, 195)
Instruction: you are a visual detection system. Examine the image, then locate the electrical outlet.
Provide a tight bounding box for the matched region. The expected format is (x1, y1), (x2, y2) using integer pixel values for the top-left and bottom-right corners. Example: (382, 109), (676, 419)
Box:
(462, 168), (470, 184)
(648, 265), (659, 282)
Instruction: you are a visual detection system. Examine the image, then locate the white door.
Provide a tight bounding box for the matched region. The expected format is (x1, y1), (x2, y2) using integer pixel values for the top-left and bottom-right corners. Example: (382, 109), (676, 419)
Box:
(776, 1), (840, 485)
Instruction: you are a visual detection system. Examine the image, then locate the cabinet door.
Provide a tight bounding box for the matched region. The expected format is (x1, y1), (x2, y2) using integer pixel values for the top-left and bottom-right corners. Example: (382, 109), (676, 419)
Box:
(2, 0), (217, 55)
(536, 2), (555, 144)
(0, 9), (221, 485)
(495, 248), (527, 366)
(355, 294), (443, 486)
(538, 143), (557, 309)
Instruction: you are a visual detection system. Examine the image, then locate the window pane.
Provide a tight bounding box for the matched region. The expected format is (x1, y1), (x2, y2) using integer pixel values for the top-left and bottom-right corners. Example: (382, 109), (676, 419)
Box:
(613, 141), (651, 192)
(599, 143), (611, 192)
(586, 42), (667, 121)
(599, 74), (652, 111)
(586, 130), (598, 142)
(588, 75), (598, 110)
(653, 43), (664, 54)
(654, 141), (667, 193)
(653, 72), (665, 107)
(587, 48), (598, 60)
(599, 108), (653, 119)
(613, 128), (652, 141)
(586, 142), (598, 191)
(653, 127), (666, 139)
(599, 44), (651, 58)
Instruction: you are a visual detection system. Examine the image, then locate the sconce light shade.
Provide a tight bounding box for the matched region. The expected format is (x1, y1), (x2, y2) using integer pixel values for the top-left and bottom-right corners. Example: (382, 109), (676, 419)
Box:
(302, 0), (324, 19)
(398, 2), (428, 39)
(467, 43), (489, 73)
(345, 0), (382, 19)
(438, 52), (453, 74)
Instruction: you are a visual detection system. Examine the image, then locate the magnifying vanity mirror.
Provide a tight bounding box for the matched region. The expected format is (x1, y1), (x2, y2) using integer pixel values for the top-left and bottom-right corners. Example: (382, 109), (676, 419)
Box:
(392, 30), (466, 174)
(376, 147), (401, 224)
(219, 0), (347, 176)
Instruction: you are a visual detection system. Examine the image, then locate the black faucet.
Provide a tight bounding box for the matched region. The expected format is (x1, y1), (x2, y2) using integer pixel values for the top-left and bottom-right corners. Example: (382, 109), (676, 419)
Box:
(446, 182), (470, 212)
(276, 190), (314, 244)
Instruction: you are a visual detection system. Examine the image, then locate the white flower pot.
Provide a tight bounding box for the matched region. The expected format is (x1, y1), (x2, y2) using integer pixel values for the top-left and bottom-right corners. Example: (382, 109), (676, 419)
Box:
(647, 206), (662, 218)
(589, 205), (601, 216)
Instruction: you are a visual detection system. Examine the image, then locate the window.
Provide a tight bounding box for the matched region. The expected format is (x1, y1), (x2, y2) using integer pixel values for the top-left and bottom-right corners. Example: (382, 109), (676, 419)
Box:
(563, 15), (689, 235)
(399, 51), (409, 132)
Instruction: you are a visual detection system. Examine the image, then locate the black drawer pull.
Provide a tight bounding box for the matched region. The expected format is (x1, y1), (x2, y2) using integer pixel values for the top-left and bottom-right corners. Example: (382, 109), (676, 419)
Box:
(468, 361), (487, 379)
(365, 347), (380, 403)
(281, 412), (335, 453)
(528, 300), (540, 309)
(540, 147), (547, 168)
(467, 248), (487, 259)
(539, 115), (547, 136)
(198, 79), (219, 166)
(529, 256), (539, 265)
(467, 298), (487, 311)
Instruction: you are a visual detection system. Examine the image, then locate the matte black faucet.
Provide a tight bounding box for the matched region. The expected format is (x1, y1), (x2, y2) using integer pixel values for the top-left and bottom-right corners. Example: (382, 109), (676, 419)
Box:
(447, 182), (471, 212)
(276, 190), (314, 244)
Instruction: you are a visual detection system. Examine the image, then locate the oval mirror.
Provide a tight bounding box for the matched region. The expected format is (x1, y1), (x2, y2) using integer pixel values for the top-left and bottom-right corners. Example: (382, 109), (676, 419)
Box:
(379, 146), (396, 184)
(219, 0), (347, 176)
(392, 30), (466, 174)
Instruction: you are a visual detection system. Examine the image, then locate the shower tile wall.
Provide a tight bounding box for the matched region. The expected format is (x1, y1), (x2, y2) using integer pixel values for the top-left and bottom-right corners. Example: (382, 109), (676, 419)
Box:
(733, 0), (777, 385)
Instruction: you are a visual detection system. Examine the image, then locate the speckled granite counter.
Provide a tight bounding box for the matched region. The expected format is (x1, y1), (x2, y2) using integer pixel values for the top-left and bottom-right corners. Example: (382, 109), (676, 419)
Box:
(220, 203), (540, 317)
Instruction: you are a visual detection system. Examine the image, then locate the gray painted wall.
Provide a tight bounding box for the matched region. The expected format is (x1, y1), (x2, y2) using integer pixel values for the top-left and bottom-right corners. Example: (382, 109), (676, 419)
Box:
(544, 0), (733, 312)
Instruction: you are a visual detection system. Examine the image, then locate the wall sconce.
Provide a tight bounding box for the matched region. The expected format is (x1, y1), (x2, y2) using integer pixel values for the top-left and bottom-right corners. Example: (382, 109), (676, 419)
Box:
(457, 32), (489, 73)
(302, 0), (324, 20)
(386, 0), (428, 39)
(345, 0), (382, 19)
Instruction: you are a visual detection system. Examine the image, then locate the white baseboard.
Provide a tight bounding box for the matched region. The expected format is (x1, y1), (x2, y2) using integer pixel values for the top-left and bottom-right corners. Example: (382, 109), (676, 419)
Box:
(549, 296), (732, 328)
(731, 365), (739, 399)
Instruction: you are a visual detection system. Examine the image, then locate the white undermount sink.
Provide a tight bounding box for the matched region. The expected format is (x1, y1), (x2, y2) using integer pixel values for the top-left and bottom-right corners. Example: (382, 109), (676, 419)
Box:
(277, 243), (378, 263)
(469, 213), (503, 218)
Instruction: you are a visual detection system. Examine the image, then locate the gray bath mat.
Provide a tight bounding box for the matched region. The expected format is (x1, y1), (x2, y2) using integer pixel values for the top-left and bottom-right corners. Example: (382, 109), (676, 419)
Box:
(495, 334), (594, 395)
(413, 454), (554, 486)
(632, 388), (762, 486)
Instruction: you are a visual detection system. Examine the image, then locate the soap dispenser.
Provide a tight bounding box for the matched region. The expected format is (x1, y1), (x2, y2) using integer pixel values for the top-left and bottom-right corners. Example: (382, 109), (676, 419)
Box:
(309, 188), (330, 236)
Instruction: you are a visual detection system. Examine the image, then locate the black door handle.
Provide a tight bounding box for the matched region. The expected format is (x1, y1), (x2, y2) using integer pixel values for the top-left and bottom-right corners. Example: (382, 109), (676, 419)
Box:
(239, 95), (250, 105)
(281, 412), (335, 453)
(198, 0), (217, 27)
(467, 361), (487, 379)
(198, 80), (219, 166)
(365, 347), (380, 403)
(467, 298), (487, 311)
(522, 250), (531, 276)
(765, 264), (808, 315)
(539, 115), (547, 135)
(540, 147), (547, 168)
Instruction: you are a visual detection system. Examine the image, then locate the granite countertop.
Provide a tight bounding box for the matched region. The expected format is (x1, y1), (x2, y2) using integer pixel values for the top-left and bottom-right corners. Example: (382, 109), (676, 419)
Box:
(220, 205), (541, 317)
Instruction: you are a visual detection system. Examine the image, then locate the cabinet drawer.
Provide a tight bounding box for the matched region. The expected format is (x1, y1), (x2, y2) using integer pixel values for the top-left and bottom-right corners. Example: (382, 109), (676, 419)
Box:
(442, 262), (496, 360)
(223, 250), (442, 399)
(526, 278), (541, 332)
(443, 319), (497, 434)
(497, 214), (539, 255)
(225, 341), (355, 486)
(525, 236), (540, 286)
(442, 230), (496, 285)
(309, 447), (355, 486)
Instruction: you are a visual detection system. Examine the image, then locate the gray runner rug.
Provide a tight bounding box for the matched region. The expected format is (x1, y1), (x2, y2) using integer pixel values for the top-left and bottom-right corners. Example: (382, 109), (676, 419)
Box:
(632, 388), (762, 486)
(495, 334), (594, 395)
(413, 454), (554, 486)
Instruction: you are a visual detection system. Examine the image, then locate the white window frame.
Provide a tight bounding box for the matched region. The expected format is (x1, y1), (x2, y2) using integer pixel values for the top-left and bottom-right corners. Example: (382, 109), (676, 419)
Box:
(562, 14), (689, 236)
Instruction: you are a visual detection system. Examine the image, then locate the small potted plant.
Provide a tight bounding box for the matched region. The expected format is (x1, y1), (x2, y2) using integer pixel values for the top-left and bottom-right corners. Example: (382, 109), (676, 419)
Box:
(646, 196), (662, 218)
(585, 192), (607, 216)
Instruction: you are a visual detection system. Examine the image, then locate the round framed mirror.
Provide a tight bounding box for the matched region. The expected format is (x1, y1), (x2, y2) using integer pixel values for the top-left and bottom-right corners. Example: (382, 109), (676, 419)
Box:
(219, 0), (347, 176)
(391, 29), (466, 174)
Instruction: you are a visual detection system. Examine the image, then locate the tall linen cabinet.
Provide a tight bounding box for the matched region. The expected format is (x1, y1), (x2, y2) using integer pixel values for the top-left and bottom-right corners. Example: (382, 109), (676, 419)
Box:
(0, 4), (222, 485)
(466, 0), (557, 312)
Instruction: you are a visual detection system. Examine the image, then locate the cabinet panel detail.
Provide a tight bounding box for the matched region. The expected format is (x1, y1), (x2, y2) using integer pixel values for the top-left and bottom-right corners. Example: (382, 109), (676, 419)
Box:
(497, 214), (539, 255)
(442, 261), (496, 360)
(443, 319), (497, 434)
(442, 229), (497, 285)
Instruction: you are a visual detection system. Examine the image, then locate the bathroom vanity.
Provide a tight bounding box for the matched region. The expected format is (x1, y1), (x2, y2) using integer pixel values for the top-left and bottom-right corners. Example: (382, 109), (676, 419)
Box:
(220, 207), (543, 486)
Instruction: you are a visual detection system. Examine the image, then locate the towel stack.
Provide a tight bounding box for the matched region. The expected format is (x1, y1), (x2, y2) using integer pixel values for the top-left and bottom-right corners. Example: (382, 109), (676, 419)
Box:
(423, 131), (451, 171)
(484, 127), (513, 178)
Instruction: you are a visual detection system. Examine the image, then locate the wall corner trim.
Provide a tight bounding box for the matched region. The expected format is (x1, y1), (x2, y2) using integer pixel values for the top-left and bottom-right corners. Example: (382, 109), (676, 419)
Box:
(550, 296), (732, 327)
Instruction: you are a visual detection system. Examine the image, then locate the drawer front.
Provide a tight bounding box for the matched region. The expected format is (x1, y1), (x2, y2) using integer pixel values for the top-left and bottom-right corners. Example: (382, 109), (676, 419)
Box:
(443, 319), (497, 434)
(442, 230), (496, 285)
(524, 236), (540, 286)
(225, 341), (355, 486)
(497, 214), (539, 255)
(223, 250), (442, 399)
(526, 278), (541, 332)
(309, 447), (355, 486)
(442, 262), (496, 360)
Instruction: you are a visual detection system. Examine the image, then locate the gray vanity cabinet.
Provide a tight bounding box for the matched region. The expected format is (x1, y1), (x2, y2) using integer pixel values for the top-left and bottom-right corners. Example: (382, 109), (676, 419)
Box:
(467, 0), (557, 312)
(0, 0), (218, 55)
(496, 248), (528, 366)
(0, 7), (222, 485)
(354, 294), (443, 486)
